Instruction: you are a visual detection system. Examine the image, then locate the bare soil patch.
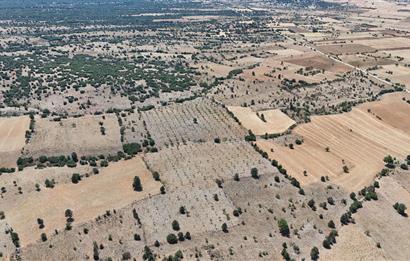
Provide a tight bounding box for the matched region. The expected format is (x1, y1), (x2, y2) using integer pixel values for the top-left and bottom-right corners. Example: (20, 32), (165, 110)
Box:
(286, 54), (352, 73)
(23, 114), (122, 157)
(0, 116), (29, 167)
(227, 106), (296, 135)
(315, 44), (376, 55)
(3, 156), (160, 247)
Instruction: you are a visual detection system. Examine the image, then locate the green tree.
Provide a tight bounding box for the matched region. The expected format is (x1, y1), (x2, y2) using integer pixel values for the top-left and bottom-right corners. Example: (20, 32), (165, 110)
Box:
(251, 167), (259, 179)
(310, 246), (319, 260)
(71, 173), (81, 184)
(152, 171), (160, 181)
(393, 202), (407, 216)
(133, 176), (143, 191)
(172, 220), (180, 231)
(41, 233), (47, 242)
(222, 223), (228, 233)
(278, 219), (290, 237)
(166, 234), (178, 244)
(328, 220), (335, 229)
(93, 241), (99, 261)
(143, 246), (155, 261)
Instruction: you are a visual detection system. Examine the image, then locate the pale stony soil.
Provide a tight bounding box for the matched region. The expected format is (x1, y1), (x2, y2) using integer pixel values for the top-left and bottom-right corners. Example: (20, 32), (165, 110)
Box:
(144, 141), (275, 190)
(372, 64), (410, 87)
(320, 224), (388, 261)
(0, 165), (92, 198)
(0, 116), (29, 167)
(227, 106), (296, 135)
(132, 184), (240, 244)
(353, 177), (410, 261)
(353, 37), (410, 50)
(141, 98), (246, 148)
(23, 114), (122, 158)
(19, 203), (147, 261)
(1, 156), (160, 248)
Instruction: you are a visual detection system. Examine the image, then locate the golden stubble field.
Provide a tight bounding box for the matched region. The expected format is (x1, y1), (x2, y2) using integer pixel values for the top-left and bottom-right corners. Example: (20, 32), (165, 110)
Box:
(257, 93), (410, 192)
(227, 106), (296, 135)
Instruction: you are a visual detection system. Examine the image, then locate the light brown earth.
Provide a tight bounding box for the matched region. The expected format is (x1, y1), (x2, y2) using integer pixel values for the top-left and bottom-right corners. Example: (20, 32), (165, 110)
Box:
(358, 92), (410, 132)
(285, 53), (352, 73)
(354, 37), (410, 50)
(257, 93), (410, 192)
(23, 114), (122, 157)
(3, 156), (160, 247)
(320, 224), (388, 261)
(315, 44), (376, 55)
(227, 106), (296, 135)
(0, 116), (29, 167)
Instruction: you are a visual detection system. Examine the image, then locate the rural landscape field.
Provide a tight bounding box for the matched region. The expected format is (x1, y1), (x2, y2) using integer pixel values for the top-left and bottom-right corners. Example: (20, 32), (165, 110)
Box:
(0, 0), (410, 260)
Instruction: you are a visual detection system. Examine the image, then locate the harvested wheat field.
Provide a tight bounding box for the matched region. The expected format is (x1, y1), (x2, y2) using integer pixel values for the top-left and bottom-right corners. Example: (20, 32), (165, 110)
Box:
(2, 156), (160, 247)
(23, 114), (122, 157)
(285, 53), (352, 73)
(227, 106), (296, 135)
(257, 95), (410, 191)
(358, 92), (410, 133)
(0, 116), (29, 167)
(354, 37), (410, 50)
(315, 44), (376, 55)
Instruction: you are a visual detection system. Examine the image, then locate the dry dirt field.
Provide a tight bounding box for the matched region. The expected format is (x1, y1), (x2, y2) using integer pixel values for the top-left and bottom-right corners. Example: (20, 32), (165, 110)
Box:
(371, 64), (410, 88)
(23, 114), (122, 158)
(315, 44), (376, 55)
(227, 106), (296, 135)
(353, 37), (410, 50)
(1, 156), (160, 247)
(257, 93), (410, 191)
(285, 53), (352, 73)
(0, 116), (29, 167)
(2, 0), (410, 260)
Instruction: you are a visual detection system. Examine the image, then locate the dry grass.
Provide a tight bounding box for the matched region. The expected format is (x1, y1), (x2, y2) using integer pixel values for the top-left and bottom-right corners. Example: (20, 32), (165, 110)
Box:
(3, 156), (160, 247)
(0, 116), (29, 167)
(23, 114), (122, 157)
(315, 44), (376, 55)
